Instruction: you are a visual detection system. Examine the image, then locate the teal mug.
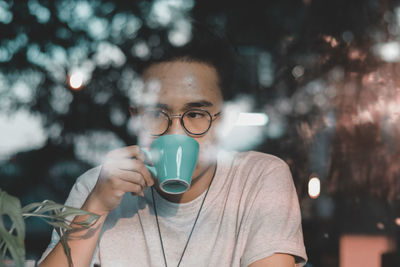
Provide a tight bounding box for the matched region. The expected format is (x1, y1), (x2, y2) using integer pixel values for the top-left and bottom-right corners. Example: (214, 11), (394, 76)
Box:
(143, 134), (199, 194)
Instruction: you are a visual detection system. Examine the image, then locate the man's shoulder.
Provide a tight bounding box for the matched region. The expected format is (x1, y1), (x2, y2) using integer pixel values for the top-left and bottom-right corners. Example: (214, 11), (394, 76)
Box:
(71, 166), (102, 195)
(235, 150), (289, 171)
(76, 165), (102, 183)
(63, 166), (102, 208)
(219, 150), (291, 188)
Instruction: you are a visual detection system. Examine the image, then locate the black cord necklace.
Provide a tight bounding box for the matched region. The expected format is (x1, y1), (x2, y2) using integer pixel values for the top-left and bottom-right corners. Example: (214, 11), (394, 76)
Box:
(151, 164), (217, 267)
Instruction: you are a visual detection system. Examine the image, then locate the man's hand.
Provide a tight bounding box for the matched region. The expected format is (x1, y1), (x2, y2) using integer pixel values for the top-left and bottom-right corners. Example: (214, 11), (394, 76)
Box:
(85, 145), (155, 215)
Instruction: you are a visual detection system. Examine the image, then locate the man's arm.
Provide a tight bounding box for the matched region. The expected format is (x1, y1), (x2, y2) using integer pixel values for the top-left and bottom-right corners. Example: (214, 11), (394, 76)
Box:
(39, 197), (108, 267)
(248, 253), (295, 267)
(39, 145), (154, 267)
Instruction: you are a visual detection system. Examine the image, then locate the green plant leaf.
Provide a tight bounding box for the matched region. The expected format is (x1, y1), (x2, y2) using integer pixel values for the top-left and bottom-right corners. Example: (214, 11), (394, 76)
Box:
(0, 189), (25, 267)
(22, 200), (99, 228)
(21, 199), (100, 267)
(0, 190), (100, 267)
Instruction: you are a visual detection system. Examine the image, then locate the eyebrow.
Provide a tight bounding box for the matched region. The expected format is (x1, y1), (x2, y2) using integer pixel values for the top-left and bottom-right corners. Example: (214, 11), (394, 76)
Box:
(154, 103), (170, 110)
(183, 100), (213, 109)
(142, 100), (214, 111)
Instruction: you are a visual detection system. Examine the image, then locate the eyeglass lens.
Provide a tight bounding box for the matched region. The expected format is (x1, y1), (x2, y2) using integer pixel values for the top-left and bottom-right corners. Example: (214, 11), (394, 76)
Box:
(141, 109), (212, 135)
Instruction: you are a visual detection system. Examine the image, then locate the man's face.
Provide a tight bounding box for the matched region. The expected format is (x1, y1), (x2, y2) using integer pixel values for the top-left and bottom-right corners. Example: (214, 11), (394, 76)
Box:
(133, 60), (224, 179)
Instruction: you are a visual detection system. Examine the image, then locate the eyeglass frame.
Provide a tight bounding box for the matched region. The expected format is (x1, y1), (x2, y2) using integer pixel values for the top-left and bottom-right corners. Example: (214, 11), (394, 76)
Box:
(139, 108), (222, 136)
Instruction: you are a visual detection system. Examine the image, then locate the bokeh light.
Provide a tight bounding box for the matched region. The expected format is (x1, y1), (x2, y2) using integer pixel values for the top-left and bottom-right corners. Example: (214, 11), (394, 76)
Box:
(308, 177), (321, 199)
(374, 41), (400, 62)
(69, 71), (84, 89)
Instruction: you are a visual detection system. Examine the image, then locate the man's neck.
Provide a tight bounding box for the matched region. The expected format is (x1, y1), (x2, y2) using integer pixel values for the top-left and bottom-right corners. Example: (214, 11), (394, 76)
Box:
(155, 163), (217, 203)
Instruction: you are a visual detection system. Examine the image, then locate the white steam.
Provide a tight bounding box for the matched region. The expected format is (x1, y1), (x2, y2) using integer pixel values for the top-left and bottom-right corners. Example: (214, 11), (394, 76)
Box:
(216, 95), (269, 151)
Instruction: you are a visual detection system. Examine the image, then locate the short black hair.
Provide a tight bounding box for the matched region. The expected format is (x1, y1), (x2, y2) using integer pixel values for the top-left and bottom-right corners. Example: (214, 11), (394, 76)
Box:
(139, 21), (236, 100)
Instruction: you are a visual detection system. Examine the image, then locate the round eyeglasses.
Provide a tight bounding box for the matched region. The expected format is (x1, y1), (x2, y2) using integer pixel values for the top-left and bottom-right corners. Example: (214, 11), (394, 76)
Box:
(140, 109), (221, 136)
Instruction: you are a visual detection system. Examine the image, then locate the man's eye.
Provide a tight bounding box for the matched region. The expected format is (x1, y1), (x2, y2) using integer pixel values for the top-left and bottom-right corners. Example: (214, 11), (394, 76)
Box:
(186, 112), (205, 118)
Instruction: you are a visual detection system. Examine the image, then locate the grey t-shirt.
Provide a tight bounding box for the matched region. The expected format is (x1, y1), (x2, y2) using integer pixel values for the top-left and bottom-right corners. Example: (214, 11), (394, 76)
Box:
(40, 150), (307, 266)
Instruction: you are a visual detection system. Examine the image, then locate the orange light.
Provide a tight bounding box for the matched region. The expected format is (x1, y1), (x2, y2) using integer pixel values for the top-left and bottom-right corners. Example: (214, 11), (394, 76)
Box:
(308, 177), (320, 199)
(69, 72), (84, 90)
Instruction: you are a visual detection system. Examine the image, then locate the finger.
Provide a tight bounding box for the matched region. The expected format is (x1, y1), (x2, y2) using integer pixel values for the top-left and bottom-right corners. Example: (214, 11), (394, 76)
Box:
(135, 162), (155, 187)
(115, 169), (147, 189)
(108, 159), (155, 187)
(132, 191), (145, 197)
(107, 158), (143, 171)
(115, 179), (145, 195)
(107, 145), (146, 161)
(119, 159), (155, 187)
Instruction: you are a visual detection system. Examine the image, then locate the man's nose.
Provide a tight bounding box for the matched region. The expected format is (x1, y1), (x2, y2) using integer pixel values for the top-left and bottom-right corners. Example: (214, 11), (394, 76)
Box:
(167, 117), (186, 135)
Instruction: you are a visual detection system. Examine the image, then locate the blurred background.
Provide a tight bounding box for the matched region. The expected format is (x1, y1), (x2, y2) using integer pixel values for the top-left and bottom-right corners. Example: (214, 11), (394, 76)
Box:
(1, 0), (400, 266)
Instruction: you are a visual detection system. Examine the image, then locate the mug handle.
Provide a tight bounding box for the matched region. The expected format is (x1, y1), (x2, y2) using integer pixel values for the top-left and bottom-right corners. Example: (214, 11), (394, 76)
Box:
(141, 148), (157, 178)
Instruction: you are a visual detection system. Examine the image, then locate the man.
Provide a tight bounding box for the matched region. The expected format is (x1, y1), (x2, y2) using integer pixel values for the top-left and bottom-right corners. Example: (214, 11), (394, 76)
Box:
(39, 23), (307, 267)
